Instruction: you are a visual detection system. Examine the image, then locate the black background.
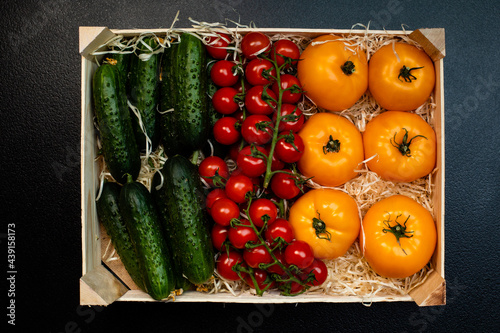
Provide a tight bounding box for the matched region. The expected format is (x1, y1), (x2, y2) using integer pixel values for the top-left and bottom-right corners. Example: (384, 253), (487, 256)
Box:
(1, 0), (499, 332)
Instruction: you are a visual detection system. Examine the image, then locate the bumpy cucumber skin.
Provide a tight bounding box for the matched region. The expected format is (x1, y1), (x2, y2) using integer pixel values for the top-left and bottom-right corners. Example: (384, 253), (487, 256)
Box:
(96, 182), (145, 290)
(128, 36), (161, 151)
(160, 33), (209, 156)
(105, 52), (130, 82)
(93, 64), (141, 184)
(152, 172), (193, 291)
(159, 155), (215, 284)
(119, 180), (175, 300)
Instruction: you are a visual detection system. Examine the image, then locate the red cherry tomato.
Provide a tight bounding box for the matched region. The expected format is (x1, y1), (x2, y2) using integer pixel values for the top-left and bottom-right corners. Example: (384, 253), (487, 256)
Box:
(206, 188), (227, 214)
(245, 58), (276, 86)
(211, 224), (229, 251)
(245, 85), (277, 115)
(248, 198), (278, 228)
(244, 268), (276, 290)
(228, 219), (259, 249)
(217, 251), (246, 281)
(211, 198), (240, 226)
(243, 245), (273, 268)
(211, 60), (239, 87)
(198, 156), (229, 187)
(301, 259), (328, 286)
(266, 144), (286, 171)
(275, 131), (304, 163)
(272, 74), (303, 104)
(233, 79), (252, 94)
(265, 218), (294, 246)
(241, 114), (273, 145)
(225, 174), (254, 203)
(284, 240), (314, 269)
(236, 145), (268, 178)
(206, 33), (231, 59)
(273, 104), (304, 133)
(228, 142), (243, 161)
(213, 117), (240, 145)
(212, 87), (239, 114)
(266, 250), (287, 275)
(270, 169), (302, 200)
(270, 39), (300, 67)
(241, 32), (271, 59)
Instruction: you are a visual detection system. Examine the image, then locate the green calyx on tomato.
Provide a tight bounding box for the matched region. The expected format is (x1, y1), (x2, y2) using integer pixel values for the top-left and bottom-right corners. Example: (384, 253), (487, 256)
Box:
(398, 65), (424, 83)
(323, 135), (341, 154)
(341, 60), (356, 75)
(312, 211), (332, 241)
(390, 128), (428, 157)
(382, 213), (414, 255)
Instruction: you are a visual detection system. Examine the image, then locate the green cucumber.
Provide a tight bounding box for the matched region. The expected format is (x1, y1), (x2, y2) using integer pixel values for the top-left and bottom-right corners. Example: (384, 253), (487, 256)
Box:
(152, 172), (193, 291)
(128, 36), (161, 151)
(96, 181), (144, 291)
(160, 33), (209, 156)
(93, 64), (141, 184)
(156, 155), (214, 284)
(119, 176), (175, 300)
(104, 51), (130, 82)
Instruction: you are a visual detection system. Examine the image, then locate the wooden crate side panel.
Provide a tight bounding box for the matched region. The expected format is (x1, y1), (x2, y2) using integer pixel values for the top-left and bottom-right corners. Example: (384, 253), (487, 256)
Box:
(117, 289), (413, 304)
(81, 57), (100, 275)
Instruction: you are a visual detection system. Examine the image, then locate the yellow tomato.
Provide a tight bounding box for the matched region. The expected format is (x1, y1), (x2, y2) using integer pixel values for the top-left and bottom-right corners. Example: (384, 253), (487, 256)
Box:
(297, 35), (368, 111)
(363, 111), (436, 182)
(360, 195), (437, 278)
(368, 42), (435, 111)
(289, 188), (360, 259)
(298, 112), (364, 187)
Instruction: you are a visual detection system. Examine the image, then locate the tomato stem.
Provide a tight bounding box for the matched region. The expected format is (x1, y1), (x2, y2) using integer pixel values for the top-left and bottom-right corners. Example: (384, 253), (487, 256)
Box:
(323, 135), (341, 154)
(341, 60), (356, 75)
(312, 211), (332, 241)
(390, 128), (427, 157)
(398, 65), (424, 83)
(382, 214), (414, 255)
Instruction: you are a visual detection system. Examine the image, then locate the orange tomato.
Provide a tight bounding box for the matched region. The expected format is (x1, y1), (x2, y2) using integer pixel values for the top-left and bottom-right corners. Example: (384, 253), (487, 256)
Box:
(298, 112), (364, 187)
(297, 35), (368, 111)
(289, 188), (360, 259)
(359, 195), (437, 278)
(368, 42), (435, 111)
(363, 111), (436, 183)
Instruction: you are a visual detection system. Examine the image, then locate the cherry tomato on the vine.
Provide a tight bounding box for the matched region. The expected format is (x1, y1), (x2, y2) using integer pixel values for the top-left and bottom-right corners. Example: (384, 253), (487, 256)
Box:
(271, 74), (302, 104)
(225, 174), (254, 203)
(198, 156), (229, 187)
(284, 240), (314, 269)
(270, 169), (302, 200)
(245, 85), (277, 115)
(211, 198), (240, 226)
(243, 245), (273, 268)
(217, 251), (246, 281)
(248, 198), (278, 228)
(301, 259), (328, 286)
(241, 32), (271, 59)
(213, 117), (240, 145)
(212, 87), (240, 115)
(273, 104), (304, 133)
(228, 219), (259, 249)
(275, 131), (304, 164)
(211, 224), (229, 251)
(211, 60), (239, 87)
(206, 33), (231, 59)
(265, 218), (294, 246)
(270, 39), (300, 68)
(245, 58), (276, 86)
(206, 188), (227, 215)
(241, 114), (273, 145)
(244, 268), (276, 290)
(266, 250), (287, 276)
(236, 145), (268, 178)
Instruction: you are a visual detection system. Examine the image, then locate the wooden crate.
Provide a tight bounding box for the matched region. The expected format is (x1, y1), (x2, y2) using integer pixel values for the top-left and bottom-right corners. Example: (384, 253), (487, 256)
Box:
(80, 26), (446, 306)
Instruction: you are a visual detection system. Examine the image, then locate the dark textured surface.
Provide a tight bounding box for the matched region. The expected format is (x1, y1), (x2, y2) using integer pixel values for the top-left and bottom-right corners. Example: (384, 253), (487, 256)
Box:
(1, 0), (499, 332)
